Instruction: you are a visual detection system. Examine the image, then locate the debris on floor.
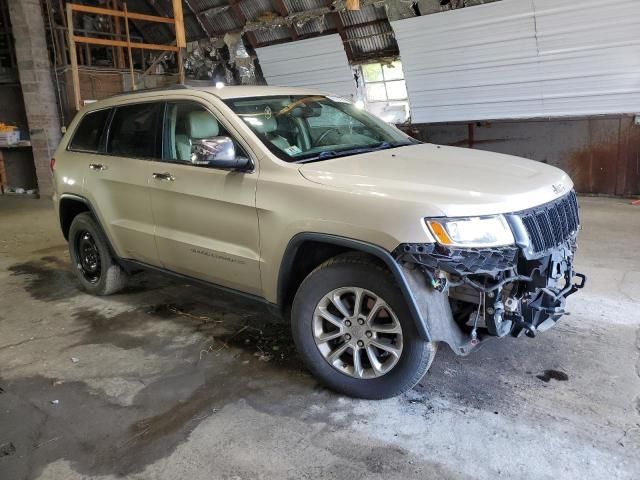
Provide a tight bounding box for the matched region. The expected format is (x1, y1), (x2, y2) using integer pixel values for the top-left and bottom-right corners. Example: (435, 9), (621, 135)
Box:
(0, 442), (16, 457)
(536, 369), (569, 382)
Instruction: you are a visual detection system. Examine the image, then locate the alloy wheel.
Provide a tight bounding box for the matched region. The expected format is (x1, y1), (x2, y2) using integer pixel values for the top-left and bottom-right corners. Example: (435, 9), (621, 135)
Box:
(312, 287), (404, 379)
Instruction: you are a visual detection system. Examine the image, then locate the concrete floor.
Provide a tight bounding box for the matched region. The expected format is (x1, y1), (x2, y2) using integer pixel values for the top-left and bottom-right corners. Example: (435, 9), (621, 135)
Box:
(0, 196), (639, 480)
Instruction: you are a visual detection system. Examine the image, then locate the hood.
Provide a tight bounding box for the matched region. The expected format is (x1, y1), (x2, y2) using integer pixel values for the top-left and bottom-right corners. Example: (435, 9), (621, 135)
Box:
(298, 143), (573, 217)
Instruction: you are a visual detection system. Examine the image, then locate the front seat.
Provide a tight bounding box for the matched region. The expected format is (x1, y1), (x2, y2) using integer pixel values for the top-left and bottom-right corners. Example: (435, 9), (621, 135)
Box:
(253, 116), (291, 151)
(176, 110), (221, 161)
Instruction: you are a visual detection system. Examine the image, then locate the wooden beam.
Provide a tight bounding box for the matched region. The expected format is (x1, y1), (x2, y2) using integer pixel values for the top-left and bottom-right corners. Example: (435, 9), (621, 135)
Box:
(171, 0), (186, 48)
(66, 3), (81, 110)
(123, 3), (136, 90)
(72, 36), (179, 52)
(345, 0), (360, 10)
(141, 50), (169, 76)
(112, 0), (125, 68)
(69, 3), (175, 24)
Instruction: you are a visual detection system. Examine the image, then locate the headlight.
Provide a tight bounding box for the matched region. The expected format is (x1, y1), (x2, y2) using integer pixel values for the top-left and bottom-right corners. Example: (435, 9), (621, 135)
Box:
(425, 215), (514, 248)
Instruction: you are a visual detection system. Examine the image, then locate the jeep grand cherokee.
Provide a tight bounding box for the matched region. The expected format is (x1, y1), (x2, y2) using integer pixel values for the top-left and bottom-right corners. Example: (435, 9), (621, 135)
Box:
(52, 85), (585, 399)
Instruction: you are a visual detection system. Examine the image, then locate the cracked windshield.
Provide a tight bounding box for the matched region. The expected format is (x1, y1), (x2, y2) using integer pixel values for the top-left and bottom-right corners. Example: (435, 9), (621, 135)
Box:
(224, 95), (417, 163)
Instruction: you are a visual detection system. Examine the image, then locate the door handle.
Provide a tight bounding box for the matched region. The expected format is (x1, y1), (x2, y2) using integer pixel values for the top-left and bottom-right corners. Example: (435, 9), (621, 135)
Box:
(89, 163), (107, 171)
(152, 172), (175, 182)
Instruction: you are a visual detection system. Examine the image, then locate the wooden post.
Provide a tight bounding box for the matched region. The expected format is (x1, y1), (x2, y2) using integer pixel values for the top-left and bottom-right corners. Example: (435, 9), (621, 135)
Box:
(172, 0), (186, 48)
(172, 0), (186, 84)
(66, 3), (81, 111)
(123, 3), (136, 90)
(346, 0), (360, 10)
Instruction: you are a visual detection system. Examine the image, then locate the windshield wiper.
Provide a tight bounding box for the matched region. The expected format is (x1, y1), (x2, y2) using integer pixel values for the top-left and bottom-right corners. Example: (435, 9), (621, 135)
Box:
(304, 143), (394, 162)
(295, 141), (411, 164)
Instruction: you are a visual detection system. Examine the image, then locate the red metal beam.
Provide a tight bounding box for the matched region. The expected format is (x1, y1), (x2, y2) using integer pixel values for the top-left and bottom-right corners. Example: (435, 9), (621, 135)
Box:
(326, 1), (354, 61)
(271, 0), (298, 40)
(228, 0), (259, 49)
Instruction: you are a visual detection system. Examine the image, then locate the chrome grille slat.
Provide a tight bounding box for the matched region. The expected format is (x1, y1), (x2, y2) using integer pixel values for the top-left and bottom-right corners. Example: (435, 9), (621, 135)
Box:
(517, 191), (580, 254)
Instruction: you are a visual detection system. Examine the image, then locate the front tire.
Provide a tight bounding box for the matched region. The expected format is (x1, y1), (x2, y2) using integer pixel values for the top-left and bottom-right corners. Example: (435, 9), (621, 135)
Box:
(291, 254), (437, 399)
(68, 212), (128, 296)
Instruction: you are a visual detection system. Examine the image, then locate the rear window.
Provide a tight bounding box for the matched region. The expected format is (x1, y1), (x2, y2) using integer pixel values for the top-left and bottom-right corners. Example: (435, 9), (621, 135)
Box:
(69, 109), (110, 152)
(107, 102), (162, 158)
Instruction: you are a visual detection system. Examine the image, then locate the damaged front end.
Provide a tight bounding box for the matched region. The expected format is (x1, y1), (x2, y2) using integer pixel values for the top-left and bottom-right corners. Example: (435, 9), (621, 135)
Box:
(395, 190), (586, 355)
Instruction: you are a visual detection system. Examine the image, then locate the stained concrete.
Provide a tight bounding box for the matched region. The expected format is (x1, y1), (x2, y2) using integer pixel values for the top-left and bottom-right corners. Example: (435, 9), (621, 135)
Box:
(0, 195), (639, 480)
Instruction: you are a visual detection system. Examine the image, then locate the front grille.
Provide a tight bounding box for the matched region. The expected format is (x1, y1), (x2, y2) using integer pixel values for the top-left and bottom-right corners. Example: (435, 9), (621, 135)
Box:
(518, 190), (580, 254)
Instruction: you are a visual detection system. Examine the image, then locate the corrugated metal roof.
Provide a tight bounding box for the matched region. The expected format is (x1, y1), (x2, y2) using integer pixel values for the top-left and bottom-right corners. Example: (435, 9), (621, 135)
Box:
(254, 26), (292, 44)
(283, 0), (327, 14)
(346, 22), (397, 58)
(294, 15), (331, 36)
(200, 9), (240, 35)
(239, 0), (274, 21)
(188, 0), (228, 11)
(339, 3), (386, 27)
(119, 0), (400, 62)
(393, 0), (640, 122)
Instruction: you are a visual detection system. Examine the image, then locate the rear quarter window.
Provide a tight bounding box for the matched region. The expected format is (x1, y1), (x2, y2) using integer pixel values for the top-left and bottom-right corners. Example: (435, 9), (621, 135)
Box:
(69, 108), (110, 152)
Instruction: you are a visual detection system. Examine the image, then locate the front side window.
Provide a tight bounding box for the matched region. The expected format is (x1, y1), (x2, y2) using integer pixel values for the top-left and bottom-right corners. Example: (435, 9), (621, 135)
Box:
(107, 102), (162, 158)
(163, 101), (247, 165)
(224, 95), (417, 163)
(69, 109), (110, 152)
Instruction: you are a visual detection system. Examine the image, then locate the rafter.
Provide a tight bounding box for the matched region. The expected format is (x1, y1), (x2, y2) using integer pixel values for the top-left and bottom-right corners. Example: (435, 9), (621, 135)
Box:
(228, 0), (259, 49)
(183, 0), (211, 37)
(272, 0), (298, 40)
(327, 0), (354, 61)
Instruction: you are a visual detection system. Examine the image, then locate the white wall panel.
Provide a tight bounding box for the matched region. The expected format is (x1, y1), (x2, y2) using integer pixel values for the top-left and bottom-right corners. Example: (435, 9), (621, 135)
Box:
(392, 0), (640, 122)
(256, 35), (356, 99)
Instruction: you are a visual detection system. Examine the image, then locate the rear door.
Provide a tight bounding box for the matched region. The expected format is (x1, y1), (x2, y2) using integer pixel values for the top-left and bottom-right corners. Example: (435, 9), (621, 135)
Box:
(148, 99), (261, 295)
(82, 101), (162, 266)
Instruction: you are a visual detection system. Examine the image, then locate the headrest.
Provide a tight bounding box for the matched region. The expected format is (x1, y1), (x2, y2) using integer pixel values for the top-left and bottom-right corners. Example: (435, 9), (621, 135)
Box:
(252, 115), (278, 135)
(188, 110), (219, 139)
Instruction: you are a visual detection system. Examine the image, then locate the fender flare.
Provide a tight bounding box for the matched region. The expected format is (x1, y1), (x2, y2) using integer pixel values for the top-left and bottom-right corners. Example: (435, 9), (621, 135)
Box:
(277, 232), (432, 341)
(58, 193), (119, 257)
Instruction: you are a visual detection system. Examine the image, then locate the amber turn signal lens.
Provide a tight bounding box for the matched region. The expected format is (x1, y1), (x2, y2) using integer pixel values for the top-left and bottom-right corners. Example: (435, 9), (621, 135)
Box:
(426, 220), (453, 245)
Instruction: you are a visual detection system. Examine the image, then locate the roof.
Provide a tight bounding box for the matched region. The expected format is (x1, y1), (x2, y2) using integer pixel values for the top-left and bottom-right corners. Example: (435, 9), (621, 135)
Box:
(126, 0), (399, 62)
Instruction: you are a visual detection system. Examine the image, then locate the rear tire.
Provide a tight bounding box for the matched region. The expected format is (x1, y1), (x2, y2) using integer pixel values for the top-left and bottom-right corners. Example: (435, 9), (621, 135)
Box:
(291, 254), (437, 399)
(68, 212), (127, 296)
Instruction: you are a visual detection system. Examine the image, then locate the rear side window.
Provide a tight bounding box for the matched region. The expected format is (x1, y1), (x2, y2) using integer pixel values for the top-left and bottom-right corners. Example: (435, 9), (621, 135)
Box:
(69, 109), (110, 152)
(107, 102), (162, 158)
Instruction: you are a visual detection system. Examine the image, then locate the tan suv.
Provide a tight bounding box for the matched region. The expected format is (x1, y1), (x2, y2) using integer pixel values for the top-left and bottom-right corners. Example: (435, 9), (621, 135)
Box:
(52, 85), (585, 399)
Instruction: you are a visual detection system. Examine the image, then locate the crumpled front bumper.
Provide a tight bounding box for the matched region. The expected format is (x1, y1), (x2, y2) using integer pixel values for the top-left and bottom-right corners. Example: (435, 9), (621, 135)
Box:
(395, 239), (586, 355)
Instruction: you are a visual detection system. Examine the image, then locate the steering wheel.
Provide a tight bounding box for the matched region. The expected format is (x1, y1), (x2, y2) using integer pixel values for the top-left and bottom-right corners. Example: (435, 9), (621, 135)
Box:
(313, 127), (341, 147)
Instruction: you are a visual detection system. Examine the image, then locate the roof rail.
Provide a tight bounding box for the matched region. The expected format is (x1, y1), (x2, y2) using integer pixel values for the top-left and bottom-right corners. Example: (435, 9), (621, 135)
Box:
(108, 84), (191, 99)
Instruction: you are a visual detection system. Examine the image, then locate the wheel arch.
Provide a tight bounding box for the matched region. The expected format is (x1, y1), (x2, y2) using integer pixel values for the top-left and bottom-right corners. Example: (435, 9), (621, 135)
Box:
(58, 194), (118, 257)
(277, 233), (432, 341)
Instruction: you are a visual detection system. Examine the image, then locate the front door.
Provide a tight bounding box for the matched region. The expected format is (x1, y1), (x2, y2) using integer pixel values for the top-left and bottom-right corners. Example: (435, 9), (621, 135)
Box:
(149, 100), (261, 295)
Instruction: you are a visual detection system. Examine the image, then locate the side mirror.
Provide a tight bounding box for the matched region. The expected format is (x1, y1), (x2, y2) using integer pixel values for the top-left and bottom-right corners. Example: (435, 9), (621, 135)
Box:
(191, 136), (251, 170)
